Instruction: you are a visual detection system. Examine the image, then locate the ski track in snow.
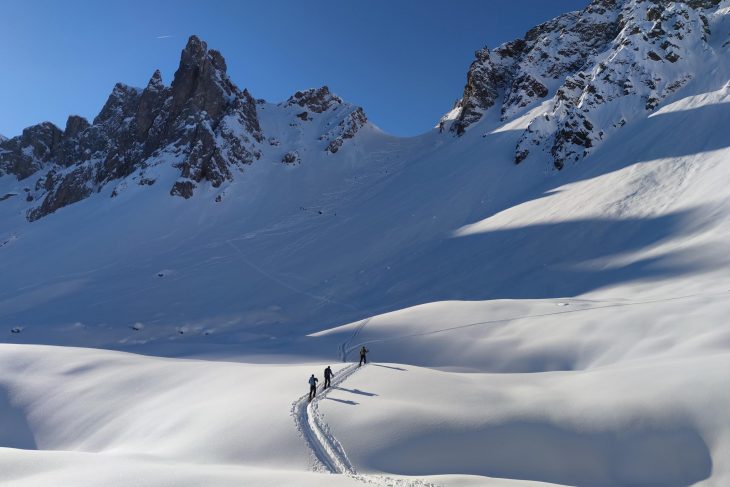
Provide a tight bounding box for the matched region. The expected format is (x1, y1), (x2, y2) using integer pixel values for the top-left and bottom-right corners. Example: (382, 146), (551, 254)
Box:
(292, 362), (359, 475)
(339, 318), (370, 362)
(292, 361), (438, 486)
(225, 239), (361, 312)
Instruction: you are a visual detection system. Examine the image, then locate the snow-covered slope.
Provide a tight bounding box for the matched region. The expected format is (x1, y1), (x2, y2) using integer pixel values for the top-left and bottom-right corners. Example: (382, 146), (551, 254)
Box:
(1, 1), (730, 486)
(3, 69), (730, 347)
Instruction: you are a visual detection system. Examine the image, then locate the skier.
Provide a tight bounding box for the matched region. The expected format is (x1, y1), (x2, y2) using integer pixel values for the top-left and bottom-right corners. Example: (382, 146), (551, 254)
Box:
(359, 346), (369, 367)
(308, 374), (319, 401)
(324, 366), (334, 389)
(438, 120), (445, 133)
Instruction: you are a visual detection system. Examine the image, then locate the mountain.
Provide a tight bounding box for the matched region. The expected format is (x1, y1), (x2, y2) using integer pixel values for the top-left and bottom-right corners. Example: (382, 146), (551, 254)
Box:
(443, 0), (726, 168)
(1, 2), (730, 485)
(0, 0), (727, 341)
(0, 36), (368, 221)
(3, 0), (726, 221)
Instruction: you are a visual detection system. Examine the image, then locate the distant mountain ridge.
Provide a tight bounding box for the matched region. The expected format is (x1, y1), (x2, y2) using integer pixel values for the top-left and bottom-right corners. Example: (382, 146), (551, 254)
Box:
(1, 0), (728, 220)
(0, 36), (368, 220)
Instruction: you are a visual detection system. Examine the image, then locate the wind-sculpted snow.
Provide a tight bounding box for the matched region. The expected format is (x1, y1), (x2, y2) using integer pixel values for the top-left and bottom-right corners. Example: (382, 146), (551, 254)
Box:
(0, 346), (444, 486)
(312, 292), (728, 486)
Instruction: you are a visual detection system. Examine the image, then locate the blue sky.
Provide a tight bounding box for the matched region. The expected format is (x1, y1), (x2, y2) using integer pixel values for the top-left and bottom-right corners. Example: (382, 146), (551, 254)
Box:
(0, 0), (589, 138)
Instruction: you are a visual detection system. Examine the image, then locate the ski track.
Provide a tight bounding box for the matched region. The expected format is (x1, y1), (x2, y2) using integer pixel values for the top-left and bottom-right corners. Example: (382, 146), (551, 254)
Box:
(292, 361), (438, 486)
(339, 318), (370, 362)
(291, 291), (730, 485)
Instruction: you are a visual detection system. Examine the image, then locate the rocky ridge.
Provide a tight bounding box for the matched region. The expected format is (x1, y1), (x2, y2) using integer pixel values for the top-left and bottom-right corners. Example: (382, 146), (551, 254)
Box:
(2, 1), (726, 220)
(279, 86), (368, 154)
(444, 0), (725, 169)
(0, 36), (368, 220)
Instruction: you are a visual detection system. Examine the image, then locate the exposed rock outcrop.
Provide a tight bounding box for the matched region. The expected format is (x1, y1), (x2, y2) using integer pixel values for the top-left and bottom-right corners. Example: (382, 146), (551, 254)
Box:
(515, 0), (712, 169)
(444, 0), (623, 136)
(1, 36), (268, 220)
(278, 86), (368, 154)
(0, 122), (63, 179)
(282, 151), (300, 164)
(285, 86), (341, 113)
(325, 107), (368, 154)
(441, 0), (722, 170)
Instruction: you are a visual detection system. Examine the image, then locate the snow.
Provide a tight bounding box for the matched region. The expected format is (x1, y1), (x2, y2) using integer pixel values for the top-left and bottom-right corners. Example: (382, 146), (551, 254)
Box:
(0, 345), (442, 486)
(324, 360), (720, 486)
(653, 81), (730, 115)
(1, 2), (730, 486)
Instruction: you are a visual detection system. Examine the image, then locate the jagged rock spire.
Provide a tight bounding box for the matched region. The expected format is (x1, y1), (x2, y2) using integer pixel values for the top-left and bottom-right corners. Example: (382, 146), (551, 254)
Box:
(136, 70), (169, 140)
(64, 115), (90, 139)
(147, 69), (164, 90)
(170, 35), (235, 120)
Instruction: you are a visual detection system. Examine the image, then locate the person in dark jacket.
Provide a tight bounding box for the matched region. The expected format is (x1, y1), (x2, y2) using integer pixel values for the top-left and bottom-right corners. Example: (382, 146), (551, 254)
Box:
(324, 366), (334, 389)
(308, 374), (319, 401)
(359, 346), (369, 366)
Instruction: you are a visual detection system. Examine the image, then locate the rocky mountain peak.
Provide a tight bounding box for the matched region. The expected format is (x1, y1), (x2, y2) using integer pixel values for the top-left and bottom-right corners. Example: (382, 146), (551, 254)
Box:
(285, 86), (343, 113)
(1, 35), (370, 220)
(272, 85), (369, 155)
(0, 122), (63, 179)
(177, 35), (209, 73)
(443, 0), (725, 170)
(94, 83), (141, 125)
(146, 69), (165, 91)
(171, 35), (235, 120)
(64, 115), (90, 139)
(0, 35), (265, 219)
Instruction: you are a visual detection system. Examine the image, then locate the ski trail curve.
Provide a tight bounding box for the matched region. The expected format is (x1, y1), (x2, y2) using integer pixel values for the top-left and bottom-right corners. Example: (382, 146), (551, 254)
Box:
(292, 362), (439, 486)
(339, 318), (370, 362)
(292, 362), (360, 474)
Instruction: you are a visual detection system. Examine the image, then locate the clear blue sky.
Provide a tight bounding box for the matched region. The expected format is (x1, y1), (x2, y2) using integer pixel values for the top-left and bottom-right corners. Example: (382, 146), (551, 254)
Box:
(0, 0), (588, 138)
